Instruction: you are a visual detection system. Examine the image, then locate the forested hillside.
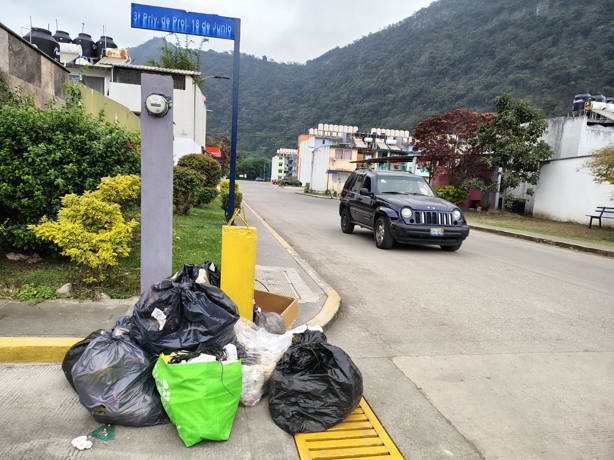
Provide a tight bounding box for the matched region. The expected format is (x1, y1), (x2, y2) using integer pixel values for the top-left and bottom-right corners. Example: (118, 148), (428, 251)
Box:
(130, 0), (613, 155)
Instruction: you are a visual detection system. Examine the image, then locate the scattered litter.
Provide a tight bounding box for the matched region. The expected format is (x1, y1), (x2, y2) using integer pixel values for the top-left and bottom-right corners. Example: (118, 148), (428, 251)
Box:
(89, 424), (115, 442)
(71, 435), (92, 450)
(269, 330), (363, 434)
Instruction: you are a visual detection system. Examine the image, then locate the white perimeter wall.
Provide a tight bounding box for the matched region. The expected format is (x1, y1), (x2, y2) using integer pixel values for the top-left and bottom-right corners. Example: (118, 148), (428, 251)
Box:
(526, 117), (614, 225)
(533, 156), (614, 225)
(298, 138), (314, 185)
(310, 147), (330, 192)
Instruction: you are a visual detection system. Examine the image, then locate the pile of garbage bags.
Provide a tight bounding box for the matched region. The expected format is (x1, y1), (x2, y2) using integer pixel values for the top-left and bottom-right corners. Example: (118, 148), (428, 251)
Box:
(63, 262), (363, 447)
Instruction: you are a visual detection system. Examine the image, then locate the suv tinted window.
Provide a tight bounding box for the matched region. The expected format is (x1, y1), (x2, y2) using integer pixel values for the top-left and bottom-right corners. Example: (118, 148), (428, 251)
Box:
(363, 176), (372, 192)
(343, 173), (356, 191)
(351, 175), (364, 193)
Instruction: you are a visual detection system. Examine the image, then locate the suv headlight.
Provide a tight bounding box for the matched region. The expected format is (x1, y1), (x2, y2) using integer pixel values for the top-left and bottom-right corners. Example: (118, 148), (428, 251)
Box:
(401, 208), (413, 220)
(452, 209), (462, 221)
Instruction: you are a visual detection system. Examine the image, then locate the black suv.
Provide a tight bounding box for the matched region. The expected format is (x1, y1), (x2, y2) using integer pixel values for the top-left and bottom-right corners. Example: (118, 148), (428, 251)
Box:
(339, 169), (469, 250)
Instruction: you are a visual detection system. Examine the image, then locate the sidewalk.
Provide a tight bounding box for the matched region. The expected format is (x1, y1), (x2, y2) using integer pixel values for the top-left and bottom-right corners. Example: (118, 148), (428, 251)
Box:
(471, 223), (614, 257)
(0, 204), (340, 459)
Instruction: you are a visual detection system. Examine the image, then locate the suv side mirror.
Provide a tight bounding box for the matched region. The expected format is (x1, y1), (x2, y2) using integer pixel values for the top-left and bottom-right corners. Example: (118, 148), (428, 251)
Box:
(359, 188), (371, 196)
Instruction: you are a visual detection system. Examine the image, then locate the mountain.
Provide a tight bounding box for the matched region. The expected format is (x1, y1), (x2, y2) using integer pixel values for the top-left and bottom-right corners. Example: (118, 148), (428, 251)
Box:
(129, 0), (614, 156)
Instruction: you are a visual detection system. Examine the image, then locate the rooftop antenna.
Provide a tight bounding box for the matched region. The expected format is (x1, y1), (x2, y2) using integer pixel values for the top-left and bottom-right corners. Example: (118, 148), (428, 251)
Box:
(55, 18), (58, 31)
(28, 16), (32, 43)
(103, 24), (106, 48)
(81, 22), (85, 33)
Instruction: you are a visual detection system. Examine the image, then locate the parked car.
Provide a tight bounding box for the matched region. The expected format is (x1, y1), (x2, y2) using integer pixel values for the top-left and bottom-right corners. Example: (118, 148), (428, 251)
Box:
(255, 177), (265, 182)
(339, 169), (469, 250)
(572, 93), (592, 112)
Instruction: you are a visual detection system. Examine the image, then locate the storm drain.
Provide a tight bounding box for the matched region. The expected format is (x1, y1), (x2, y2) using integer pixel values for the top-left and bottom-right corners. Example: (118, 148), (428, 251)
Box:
(294, 398), (405, 459)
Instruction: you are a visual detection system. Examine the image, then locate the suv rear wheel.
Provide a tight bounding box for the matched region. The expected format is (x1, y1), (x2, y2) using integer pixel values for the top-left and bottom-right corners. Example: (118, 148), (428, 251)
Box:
(340, 208), (354, 234)
(374, 216), (395, 249)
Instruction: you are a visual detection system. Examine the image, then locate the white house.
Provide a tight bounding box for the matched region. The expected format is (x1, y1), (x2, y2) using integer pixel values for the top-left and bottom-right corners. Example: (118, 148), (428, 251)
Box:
(68, 62), (207, 163)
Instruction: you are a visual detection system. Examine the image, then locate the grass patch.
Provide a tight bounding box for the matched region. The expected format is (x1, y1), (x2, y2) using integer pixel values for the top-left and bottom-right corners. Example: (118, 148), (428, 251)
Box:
(466, 211), (614, 246)
(0, 198), (227, 300)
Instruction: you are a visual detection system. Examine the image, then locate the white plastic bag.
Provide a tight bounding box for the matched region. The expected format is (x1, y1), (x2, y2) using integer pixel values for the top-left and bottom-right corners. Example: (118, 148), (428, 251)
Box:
(235, 319), (292, 406)
(234, 319), (324, 406)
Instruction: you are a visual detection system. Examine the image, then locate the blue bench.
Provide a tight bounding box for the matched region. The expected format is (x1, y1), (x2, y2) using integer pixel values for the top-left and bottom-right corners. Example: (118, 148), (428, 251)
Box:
(587, 206), (614, 228)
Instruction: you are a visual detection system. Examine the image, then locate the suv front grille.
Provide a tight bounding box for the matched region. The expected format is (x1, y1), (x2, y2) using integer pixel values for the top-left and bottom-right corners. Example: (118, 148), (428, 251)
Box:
(414, 211), (456, 226)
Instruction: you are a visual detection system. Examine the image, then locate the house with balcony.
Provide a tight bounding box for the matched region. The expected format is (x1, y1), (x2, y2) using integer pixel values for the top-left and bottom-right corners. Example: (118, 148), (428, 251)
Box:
(298, 123), (418, 194)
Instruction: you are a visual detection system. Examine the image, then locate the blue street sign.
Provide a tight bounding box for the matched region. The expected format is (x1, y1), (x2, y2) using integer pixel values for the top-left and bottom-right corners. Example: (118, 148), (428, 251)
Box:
(131, 3), (236, 40)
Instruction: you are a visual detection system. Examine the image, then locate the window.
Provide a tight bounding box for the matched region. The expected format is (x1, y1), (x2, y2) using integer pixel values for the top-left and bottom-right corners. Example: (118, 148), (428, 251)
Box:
(335, 149), (352, 160)
(82, 76), (105, 94)
(350, 175), (364, 193)
(362, 176), (371, 192)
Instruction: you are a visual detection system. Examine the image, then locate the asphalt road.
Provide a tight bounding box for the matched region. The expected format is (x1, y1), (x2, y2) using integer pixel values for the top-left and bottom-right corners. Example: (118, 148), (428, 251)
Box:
(241, 182), (614, 460)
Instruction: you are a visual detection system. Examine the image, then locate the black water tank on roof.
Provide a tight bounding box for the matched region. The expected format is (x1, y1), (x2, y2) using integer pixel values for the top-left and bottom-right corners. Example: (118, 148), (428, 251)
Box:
(94, 35), (117, 59)
(22, 27), (60, 61)
(73, 33), (95, 58)
(53, 30), (72, 43)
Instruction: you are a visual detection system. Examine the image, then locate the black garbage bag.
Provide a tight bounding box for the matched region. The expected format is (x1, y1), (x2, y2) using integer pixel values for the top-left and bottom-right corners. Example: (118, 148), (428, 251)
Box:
(71, 329), (168, 427)
(269, 330), (363, 434)
(62, 329), (105, 391)
(130, 264), (240, 355)
(203, 260), (221, 288)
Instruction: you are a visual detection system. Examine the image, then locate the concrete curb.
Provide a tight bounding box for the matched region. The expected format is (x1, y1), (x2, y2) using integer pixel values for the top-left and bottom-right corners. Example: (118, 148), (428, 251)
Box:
(243, 201), (341, 329)
(471, 224), (614, 258)
(0, 336), (82, 362)
(294, 191), (334, 200)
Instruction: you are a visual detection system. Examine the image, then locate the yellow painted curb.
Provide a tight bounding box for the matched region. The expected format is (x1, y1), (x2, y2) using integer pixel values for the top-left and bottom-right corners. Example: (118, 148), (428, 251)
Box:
(243, 202), (341, 329)
(0, 337), (82, 362)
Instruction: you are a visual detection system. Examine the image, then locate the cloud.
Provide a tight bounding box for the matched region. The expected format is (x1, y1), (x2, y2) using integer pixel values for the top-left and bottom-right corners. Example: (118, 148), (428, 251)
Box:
(4, 0), (433, 63)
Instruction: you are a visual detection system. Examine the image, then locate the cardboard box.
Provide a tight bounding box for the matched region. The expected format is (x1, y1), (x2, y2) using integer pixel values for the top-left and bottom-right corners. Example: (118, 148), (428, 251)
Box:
(254, 289), (300, 328)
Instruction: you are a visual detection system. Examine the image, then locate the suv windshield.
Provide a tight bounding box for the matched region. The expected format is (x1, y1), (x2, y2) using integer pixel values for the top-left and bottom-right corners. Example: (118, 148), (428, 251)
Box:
(377, 176), (434, 196)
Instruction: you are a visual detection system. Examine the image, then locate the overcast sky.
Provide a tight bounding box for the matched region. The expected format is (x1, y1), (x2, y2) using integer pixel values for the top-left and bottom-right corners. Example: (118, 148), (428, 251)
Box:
(4, 0), (434, 63)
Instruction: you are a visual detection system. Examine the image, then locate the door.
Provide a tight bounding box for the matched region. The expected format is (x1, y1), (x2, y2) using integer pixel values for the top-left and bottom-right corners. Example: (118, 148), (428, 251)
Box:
(354, 175), (375, 227)
(348, 174), (364, 223)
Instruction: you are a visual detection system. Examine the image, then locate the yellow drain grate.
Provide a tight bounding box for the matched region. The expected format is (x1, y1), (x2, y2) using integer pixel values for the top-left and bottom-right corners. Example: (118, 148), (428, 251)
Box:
(294, 398), (405, 460)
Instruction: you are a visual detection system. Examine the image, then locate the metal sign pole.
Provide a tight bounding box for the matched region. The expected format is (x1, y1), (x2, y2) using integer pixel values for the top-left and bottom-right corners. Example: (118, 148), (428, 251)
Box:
(226, 18), (241, 220)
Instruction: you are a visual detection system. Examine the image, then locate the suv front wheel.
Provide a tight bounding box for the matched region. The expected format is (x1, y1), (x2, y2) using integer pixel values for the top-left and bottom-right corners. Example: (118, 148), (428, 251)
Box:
(374, 216), (395, 249)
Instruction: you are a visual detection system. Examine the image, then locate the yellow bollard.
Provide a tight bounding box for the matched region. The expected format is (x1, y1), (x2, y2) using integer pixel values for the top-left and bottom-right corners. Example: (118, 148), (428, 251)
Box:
(220, 224), (257, 321)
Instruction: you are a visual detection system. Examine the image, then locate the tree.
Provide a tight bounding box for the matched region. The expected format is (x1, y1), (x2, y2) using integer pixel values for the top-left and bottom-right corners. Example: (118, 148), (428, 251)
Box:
(586, 146), (614, 185)
(413, 108), (495, 185)
(478, 94), (553, 207)
(237, 154), (271, 180)
(147, 34), (207, 87)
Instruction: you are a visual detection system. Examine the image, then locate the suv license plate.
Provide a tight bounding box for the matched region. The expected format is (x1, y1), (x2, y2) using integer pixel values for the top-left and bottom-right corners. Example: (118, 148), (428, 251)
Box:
(430, 228), (444, 236)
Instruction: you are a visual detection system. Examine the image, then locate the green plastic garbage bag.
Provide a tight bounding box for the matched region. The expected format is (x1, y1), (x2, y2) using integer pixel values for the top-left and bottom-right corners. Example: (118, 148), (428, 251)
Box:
(153, 355), (242, 446)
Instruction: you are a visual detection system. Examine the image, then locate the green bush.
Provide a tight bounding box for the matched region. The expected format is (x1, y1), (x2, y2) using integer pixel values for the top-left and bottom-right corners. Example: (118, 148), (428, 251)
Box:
(173, 166), (204, 215)
(433, 185), (467, 205)
(177, 154), (222, 188)
(0, 93), (140, 252)
(220, 190), (243, 212)
(197, 187), (219, 207)
(29, 176), (139, 283)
